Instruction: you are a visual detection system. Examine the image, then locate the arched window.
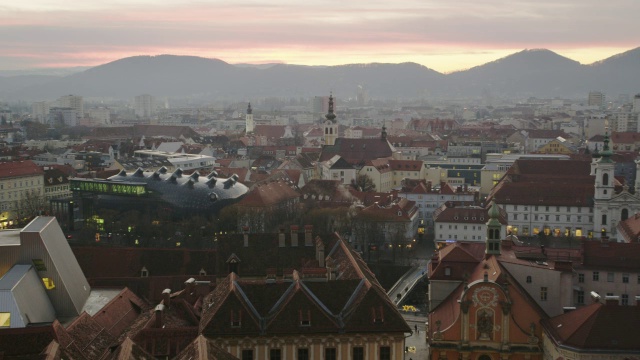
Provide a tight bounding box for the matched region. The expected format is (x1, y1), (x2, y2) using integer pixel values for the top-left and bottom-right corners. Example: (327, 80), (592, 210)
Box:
(621, 209), (629, 221)
(603, 173), (609, 186)
(602, 214), (607, 225)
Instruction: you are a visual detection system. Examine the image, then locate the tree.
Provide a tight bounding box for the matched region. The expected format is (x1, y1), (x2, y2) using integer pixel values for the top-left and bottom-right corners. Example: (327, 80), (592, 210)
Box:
(14, 189), (47, 225)
(354, 174), (376, 192)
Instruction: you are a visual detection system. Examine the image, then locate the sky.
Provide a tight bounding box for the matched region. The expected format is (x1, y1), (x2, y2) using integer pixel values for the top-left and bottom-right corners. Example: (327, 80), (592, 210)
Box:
(0, 0), (638, 73)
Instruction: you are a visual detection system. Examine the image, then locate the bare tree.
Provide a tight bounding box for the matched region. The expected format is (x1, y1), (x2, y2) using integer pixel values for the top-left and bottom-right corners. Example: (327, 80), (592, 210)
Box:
(14, 189), (47, 225)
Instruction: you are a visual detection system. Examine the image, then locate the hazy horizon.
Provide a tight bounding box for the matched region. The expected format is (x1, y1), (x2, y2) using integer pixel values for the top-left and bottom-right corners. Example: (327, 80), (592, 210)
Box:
(2, 0), (639, 73)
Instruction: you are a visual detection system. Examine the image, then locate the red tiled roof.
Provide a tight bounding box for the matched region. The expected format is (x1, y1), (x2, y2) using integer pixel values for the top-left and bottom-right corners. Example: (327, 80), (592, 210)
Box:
(579, 240), (640, 271)
(611, 131), (640, 144)
(236, 180), (300, 207)
(434, 205), (507, 225)
(319, 138), (396, 165)
(543, 302), (640, 351)
(617, 213), (640, 243)
(0, 160), (44, 178)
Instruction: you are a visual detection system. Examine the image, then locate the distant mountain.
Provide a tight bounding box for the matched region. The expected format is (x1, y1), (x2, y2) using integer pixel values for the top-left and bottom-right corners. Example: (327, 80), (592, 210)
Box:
(2, 48), (639, 101)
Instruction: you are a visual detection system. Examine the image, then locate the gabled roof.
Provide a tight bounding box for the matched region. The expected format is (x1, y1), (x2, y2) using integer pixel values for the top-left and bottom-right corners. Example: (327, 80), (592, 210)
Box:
(235, 180), (300, 207)
(172, 335), (239, 360)
(198, 234), (410, 337)
(543, 302), (640, 351)
(319, 138), (396, 165)
(105, 337), (156, 360)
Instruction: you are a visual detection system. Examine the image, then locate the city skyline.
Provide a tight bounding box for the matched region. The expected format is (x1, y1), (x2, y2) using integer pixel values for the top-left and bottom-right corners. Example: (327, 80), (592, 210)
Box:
(1, 0), (638, 73)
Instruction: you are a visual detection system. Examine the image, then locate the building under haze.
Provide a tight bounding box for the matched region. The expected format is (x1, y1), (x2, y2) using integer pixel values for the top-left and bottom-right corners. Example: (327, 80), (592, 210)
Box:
(56, 95), (83, 117)
(134, 94), (156, 118)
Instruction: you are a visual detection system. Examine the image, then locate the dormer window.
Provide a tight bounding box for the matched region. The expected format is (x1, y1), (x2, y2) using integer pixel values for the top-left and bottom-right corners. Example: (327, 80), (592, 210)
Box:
(141, 267), (149, 278)
(199, 268), (207, 276)
(371, 306), (385, 324)
(231, 309), (242, 328)
(444, 267), (451, 276)
(299, 310), (311, 326)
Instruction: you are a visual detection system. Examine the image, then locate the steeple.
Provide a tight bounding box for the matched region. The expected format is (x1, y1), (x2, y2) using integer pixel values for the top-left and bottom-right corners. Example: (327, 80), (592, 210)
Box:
(381, 120), (387, 140)
(245, 102), (254, 133)
(325, 94), (336, 123)
(485, 200), (502, 256)
(599, 122), (613, 163)
(323, 93), (338, 146)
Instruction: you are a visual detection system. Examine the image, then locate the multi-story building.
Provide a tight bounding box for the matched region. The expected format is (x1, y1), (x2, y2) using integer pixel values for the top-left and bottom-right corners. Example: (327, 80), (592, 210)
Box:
(134, 94), (156, 118)
(56, 94), (83, 116)
(47, 107), (78, 127)
(43, 167), (71, 201)
(31, 101), (49, 123)
(396, 180), (475, 232)
(0, 160), (45, 228)
(88, 107), (111, 125)
(433, 204), (507, 243)
(588, 91), (605, 108)
(572, 241), (640, 307)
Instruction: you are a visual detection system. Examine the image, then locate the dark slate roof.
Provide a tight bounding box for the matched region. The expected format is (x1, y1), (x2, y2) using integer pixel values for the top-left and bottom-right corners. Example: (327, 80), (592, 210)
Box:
(319, 138), (396, 166)
(199, 234), (410, 337)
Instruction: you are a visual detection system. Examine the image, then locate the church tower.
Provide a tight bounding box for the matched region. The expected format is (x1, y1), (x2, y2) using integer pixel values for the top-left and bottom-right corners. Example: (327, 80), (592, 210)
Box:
(245, 103), (254, 134)
(485, 200), (502, 256)
(593, 125), (615, 238)
(323, 94), (338, 146)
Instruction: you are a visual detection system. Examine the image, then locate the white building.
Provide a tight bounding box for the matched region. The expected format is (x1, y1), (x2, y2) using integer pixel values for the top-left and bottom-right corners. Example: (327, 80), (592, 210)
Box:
(31, 102), (49, 123)
(88, 108), (111, 125)
(433, 204), (507, 243)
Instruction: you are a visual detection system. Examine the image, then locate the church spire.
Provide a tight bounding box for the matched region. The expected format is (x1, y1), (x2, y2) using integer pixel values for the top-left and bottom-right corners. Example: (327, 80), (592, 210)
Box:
(485, 200), (502, 256)
(325, 93), (336, 123)
(247, 102), (252, 115)
(381, 120), (387, 140)
(600, 121), (613, 162)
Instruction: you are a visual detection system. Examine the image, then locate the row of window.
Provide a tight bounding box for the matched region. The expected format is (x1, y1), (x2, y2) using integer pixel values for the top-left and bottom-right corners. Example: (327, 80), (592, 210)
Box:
(510, 205), (592, 213)
(440, 224), (484, 230)
(0, 188), (42, 201)
(0, 178), (41, 190)
(576, 291), (635, 305)
(510, 213), (592, 223)
(240, 346), (387, 360)
(579, 272), (637, 284)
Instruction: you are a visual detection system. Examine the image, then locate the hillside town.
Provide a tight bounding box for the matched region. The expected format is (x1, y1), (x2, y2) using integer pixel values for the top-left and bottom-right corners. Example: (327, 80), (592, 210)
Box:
(2, 90), (640, 359)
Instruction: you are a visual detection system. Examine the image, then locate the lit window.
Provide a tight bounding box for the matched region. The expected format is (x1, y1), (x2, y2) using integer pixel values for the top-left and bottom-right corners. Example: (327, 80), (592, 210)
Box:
(42, 277), (55, 290)
(0, 313), (10, 327)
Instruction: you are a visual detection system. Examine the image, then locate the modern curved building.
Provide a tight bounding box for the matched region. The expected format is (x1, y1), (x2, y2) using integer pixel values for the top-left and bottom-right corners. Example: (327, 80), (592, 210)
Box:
(70, 167), (248, 222)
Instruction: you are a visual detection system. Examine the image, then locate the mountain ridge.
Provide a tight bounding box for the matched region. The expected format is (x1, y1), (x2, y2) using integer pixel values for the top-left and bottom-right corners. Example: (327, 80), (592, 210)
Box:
(2, 48), (639, 101)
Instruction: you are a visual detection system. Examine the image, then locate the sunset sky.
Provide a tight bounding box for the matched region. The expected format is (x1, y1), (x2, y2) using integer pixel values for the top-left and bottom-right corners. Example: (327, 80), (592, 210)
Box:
(1, 0), (638, 73)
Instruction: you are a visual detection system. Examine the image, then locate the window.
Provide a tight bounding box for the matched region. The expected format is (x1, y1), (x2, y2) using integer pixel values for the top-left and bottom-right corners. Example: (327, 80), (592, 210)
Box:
(297, 348), (309, 360)
(242, 350), (253, 360)
(299, 310), (311, 326)
(380, 346), (391, 360)
(577, 291), (584, 305)
(269, 349), (281, 360)
(0, 313), (9, 327)
(602, 214), (607, 225)
(578, 274), (584, 283)
(353, 347), (364, 360)
(526, 276), (532, 283)
(607, 272), (614, 282)
(556, 215), (560, 221)
(42, 277), (55, 290)
(623, 274), (629, 283)
(593, 271), (599, 281)
(622, 294), (629, 306)
(540, 287), (548, 301)
(231, 310), (242, 327)
(372, 306), (384, 324)
(325, 348), (337, 360)
(445, 267), (451, 276)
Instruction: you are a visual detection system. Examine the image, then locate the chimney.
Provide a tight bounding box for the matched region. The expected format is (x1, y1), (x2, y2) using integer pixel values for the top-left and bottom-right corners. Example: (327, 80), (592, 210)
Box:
(279, 227), (286, 247)
(326, 258), (336, 281)
(243, 226), (249, 247)
(162, 288), (171, 307)
(154, 304), (165, 328)
(291, 225), (299, 247)
(316, 237), (325, 268)
(604, 295), (620, 306)
(185, 277), (196, 295)
(426, 182), (432, 192)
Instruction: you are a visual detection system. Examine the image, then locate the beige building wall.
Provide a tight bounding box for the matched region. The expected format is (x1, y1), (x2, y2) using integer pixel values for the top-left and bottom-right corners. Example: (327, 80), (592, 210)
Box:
(218, 333), (407, 360)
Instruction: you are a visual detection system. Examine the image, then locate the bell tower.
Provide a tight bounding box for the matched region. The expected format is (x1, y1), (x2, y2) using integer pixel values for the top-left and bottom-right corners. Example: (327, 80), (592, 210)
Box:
(245, 102), (254, 134)
(323, 94), (338, 146)
(485, 200), (502, 256)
